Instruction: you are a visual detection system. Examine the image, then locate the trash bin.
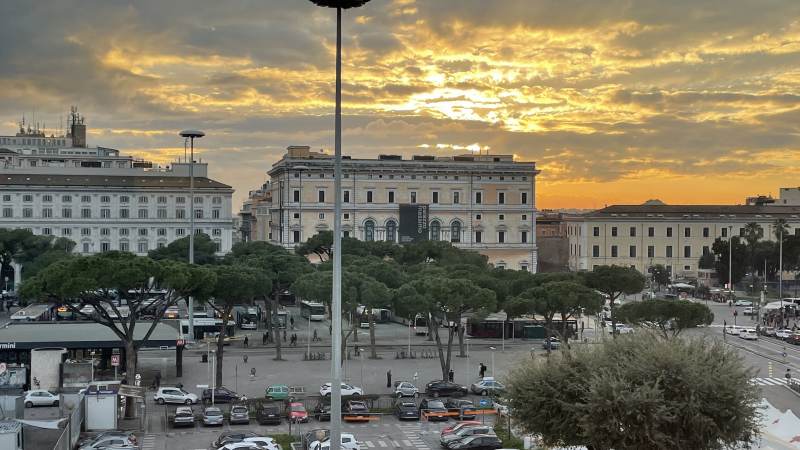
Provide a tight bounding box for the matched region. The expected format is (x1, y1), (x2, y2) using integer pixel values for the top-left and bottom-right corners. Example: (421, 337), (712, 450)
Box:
(201, 353), (208, 363)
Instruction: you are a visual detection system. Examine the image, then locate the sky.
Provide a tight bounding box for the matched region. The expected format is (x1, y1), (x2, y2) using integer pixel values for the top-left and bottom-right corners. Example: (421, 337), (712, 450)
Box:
(1, 0), (799, 211)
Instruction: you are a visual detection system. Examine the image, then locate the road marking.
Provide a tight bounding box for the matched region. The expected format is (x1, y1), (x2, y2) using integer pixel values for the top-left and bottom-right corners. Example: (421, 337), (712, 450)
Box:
(364, 441), (375, 448)
(377, 440), (387, 447)
(751, 377), (788, 386)
(402, 440), (413, 447)
(141, 435), (156, 450)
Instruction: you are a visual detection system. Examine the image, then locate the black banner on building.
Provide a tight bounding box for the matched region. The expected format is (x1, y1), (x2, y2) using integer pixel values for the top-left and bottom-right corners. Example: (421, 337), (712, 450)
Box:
(399, 204), (429, 243)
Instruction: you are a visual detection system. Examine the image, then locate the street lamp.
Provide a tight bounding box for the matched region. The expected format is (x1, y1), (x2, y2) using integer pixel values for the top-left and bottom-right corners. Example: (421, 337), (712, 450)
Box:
(728, 226), (733, 301)
(489, 346), (496, 376)
(307, 2), (372, 449)
(179, 129), (205, 341)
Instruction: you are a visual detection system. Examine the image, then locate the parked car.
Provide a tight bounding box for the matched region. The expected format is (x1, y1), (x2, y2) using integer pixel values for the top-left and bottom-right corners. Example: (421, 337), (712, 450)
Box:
(440, 425), (495, 447)
(445, 399), (477, 420)
(229, 404), (250, 425)
(776, 328), (792, 340)
(734, 300), (753, 307)
(172, 406), (196, 427)
(615, 324), (635, 334)
(470, 377), (505, 396)
(203, 386), (243, 404)
(240, 437), (281, 450)
(542, 337), (561, 350)
(287, 401), (309, 423)
(342, 399), (369, 421)
(419, 398), (449, 421)
(217, 443), (265, 450)
(442, 421), (483, 436)
(739, 328), (757, 340)
(394, 401), (420, 420)
(313, 399), (332, 421)
(213, 431), (260, 448)
(256, 404), (282, 425)
(788, 332), (800, 345)
(394, 381), (419, 398)
(425, 380), (468, 398)
(23, 390), (59, 408)
(78, 432), (137, 450)
(725, 326), (742, 336)
(743, 307), (756, 316)
(320, 382), (362, 397)
(310, 433), (360, 450)
(445, 434), (503, 449)
(154, 387), (198, 405)
(761, 327), (776, 337)
(265, 384), (290, 401)
(203, 406), (225, 426)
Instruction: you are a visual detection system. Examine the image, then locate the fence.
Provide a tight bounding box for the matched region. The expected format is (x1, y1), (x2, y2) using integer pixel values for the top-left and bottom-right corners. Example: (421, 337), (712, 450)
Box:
(52, 393), (84, 450)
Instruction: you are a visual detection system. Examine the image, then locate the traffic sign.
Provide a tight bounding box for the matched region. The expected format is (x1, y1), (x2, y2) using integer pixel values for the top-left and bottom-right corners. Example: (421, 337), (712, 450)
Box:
(135, 373), (141, 387)
(111, 355), (120, 367)
(478, 398), (491, 408)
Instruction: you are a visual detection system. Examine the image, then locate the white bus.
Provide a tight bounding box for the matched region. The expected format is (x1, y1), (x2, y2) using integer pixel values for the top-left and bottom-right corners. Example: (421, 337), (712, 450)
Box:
(300, 301), (326, 321)
(413, 313), (429, 336)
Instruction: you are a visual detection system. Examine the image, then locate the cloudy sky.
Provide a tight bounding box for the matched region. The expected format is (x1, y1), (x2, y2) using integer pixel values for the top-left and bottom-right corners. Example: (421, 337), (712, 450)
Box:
(2, 0), (799, 211)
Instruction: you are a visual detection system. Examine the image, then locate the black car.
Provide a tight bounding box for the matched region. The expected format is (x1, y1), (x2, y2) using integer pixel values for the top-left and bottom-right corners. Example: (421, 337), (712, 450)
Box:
(419, 398), (449, 422)
(212, 431), (260, 447)
(445, 398), (477, 420)
(425, 380), (468, 398)
(394, 401), (420, 420)
(313, 400), (332, 421)
(446, 434), (503, 450)
(256, 404), (282, 425)
(343, 400), (369, 414)
(202, 387), (241, 404)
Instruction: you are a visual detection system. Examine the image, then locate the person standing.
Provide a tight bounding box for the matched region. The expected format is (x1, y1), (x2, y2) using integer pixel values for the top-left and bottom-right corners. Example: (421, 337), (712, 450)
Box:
(313, 329), (319, 342)
(448, 368), (454, 382)
(290, 316), (295, 330)
(386, 370), (392, 388)
(243, 335), (249, 348)
(479, 363), (486, 379)
(262, 331), (268, 346)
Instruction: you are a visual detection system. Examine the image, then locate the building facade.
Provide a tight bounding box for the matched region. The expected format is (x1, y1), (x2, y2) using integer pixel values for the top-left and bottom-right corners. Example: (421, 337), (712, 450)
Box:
(0, 111), (234, 255)
(566, 204), (800, 278)
(244, 146), (540, 272)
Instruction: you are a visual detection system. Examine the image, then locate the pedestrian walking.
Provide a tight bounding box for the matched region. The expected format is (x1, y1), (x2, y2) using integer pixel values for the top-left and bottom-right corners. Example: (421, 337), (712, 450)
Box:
(262, 332), (268, 345)
(478, 363), (486, 379)
(290, 316), (295, 329)
(386, 370), (392, 388)
(313, 329), (319, 342)
(448, 368), (454, 382)
(283, 330), (287, 342)
(243, 336), (249, 348)
(250, 367), (256, 379)
(154, 371), (161, 389)
(243, 354), (248, 364)
(329, 324), (332, 335)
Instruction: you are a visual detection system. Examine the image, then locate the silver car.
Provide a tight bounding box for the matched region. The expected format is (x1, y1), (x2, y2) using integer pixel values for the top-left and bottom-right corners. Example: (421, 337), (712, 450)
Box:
(229, 405), (250, 424)
(394, 381), (419, 398)
(173, 406), (195, 427)
(203, 406), (225, 426)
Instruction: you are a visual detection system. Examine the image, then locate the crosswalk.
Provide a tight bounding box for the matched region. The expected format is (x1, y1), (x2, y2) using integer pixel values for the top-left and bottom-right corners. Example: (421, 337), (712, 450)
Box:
(751, 377), (790, 386)
(140, 434), (157, 450)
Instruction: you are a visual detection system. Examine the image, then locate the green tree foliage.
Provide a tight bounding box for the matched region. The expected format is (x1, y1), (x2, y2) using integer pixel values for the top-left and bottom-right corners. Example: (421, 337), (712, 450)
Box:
(615, 299), (714, 338)
(0, 228), (75, 287)
(295, 230), (333, 262)
(21, 252), (213, 416)
(698, 252), (716, 270)
(148, 233), (219, 265)
(207, 264), (271, 386)
(506, 334), (761, 450)
(649, 264), (670, 290)
(711, 237), (748, 286)
(585, 265), (646, 333)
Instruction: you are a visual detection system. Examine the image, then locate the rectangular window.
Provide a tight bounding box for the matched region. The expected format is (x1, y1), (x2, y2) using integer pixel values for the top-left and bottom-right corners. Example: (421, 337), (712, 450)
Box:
(157, 196), (167, 204)
(739, 228), (744, 236)
(138, 229), (148, 236)
(475, 231), (482, 243)
(684, 227), (691, 238)
(703, 227), (710, 238)
(475, 192), (482, 204)
(101, 209), (111, 219)
(22, 208), (32, 218)
(453, 192), (460, 204)
(293, 230), (301, 243)
(647, 245), (655, 258)
(82, 243), (90, 253)
(81, 228), (91, 236)
(499, 214), (504, 221)
(194, 209), (203, 219)
(592, 245), (600, 257)
(629, 245), (636, 257)
(139, 196), (148, 203)
(411, 192), (417, 203)
(212, 228), (222, 236)
(101, 195), (110, 203)
(43, 195), (53, 202)
(2, 207), (12, 218)
(62, 228), (72, 236)
(120, 228), (129, 236)
(42, 208), (52, 218)
(721, 228), (728, 238)
(100, 242), (110, 252)
(388, 191), (395, 203)
(62, 195), (72, 203)
(2, 195), (10, 202)
(212, 197), (222, 204)
(522, 214), (527, 221)
(630, 227), (636, 237)
(498, 231), (505, 243)
(157, 228), (167, 236)
(318, 190), (325, 203)
(521, 192), (528, 204)
(138, 242), (148, 253)
(23, 194), (33, 202)
(120, 195), (129, 203)
(343, 191), (350, 203)
(176, 209), (185, 219)
(498, 192), (505, 204)
(666, 227), (673, 237)
(81, 208), (91, 218)
(684, 246), (691, 258)
(648, 227), (655, 237)
(611, 227), (618, 237)
(611, 245), (618, 257)
(366, 191), (373, 203)
(81, 195), (91, 203)
(432, 192), (439, 204)
(100, 228), (110, 236)
(476, 214), (482, 220)
(703, 245), (710, 255)
(157, 209), (167, 219)
(119, 242), (129, 252)
(175, 229), (185, 236)
(293, 190), (300, 202)
(119, 208), (129, 219)
(138, 209), (148, 219)
(175, 196), (185, 204)
(212, 209), (220, 219)
(521, 231), (528, 243)
(666, 245), (673, 257)
(593, 226), (600, 237)
(42, 228), (51, 236)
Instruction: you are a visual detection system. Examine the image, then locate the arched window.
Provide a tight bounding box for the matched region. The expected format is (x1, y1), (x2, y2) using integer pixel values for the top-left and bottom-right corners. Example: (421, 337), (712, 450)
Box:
(386, 220), (397, 242)
(451, 221), (461, 243)
(364, 220), (375, 242)
(430, 220), (441, 241)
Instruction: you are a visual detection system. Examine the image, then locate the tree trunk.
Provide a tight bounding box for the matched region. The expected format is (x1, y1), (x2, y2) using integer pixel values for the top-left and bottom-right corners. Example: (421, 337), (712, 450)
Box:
(216, 307), (229, 388)
(124, 340), (137, 418)
(368, 307), (377, 359)
(426, 314), (435, 341)
(444, 324), (455, 379)
(457, 323), (466, 357)
(610, 297), (618, 339)
(273, 299), (283, 361)
(432, 321), (448, 379)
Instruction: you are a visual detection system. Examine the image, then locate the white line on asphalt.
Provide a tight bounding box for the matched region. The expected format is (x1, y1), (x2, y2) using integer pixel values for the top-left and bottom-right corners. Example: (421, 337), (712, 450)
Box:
(402, 440), (413, 447)
(378, 441), (388, 447)
(364, 441), (375, 448)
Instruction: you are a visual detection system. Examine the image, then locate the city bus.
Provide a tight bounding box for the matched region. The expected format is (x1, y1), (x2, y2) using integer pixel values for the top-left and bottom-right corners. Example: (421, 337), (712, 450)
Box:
(300, 301), (326, 321)
(278, 290), (296, 306)
(413, 313), (429, 336)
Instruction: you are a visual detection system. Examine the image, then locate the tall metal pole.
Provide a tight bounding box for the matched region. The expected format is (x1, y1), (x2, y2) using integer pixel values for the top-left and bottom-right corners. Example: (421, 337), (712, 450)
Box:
(330, 7), (344, 450)
(780, 227), (784, 328)
(189, 137), (195, 339)
(728, 226), (733, 300)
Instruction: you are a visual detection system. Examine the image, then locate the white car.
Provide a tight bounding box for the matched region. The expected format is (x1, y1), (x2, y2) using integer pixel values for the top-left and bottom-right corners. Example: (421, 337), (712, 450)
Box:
(311, 433), (360, 450)
(739, 328), (757, 340)
(734, 300), (752, 307)
(24, 390), (59, 408)
(776, 329), (793, 339)
(154, 387), (198, 405)
(319, 383), (362, 397)
(217, 437), (280, 450)
(725, 326), (741, 336)
(615, 324), (634, 334)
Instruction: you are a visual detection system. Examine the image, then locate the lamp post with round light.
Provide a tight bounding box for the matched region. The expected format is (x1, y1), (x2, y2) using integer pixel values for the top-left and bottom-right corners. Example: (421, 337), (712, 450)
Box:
(179, 129), (205, 341)
(306, 2), (371, 449)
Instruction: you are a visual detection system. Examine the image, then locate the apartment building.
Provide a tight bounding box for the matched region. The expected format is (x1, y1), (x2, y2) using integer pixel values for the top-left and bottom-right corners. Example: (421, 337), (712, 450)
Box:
(244, 146), (540, 271)
(566, 204), (800, 278)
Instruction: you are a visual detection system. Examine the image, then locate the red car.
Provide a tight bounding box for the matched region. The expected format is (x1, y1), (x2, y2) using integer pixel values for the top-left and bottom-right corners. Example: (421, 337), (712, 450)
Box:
(286, 402), (309, 423)
(441, 421), (482, 435)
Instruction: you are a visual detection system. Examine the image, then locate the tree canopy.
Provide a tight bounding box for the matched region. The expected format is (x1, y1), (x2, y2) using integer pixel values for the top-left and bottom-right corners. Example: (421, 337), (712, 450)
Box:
(0, 228), (75, 286)
(615, 299), (714, 338)
(148, 233), (219, 265)
(506, 334), (760, 450)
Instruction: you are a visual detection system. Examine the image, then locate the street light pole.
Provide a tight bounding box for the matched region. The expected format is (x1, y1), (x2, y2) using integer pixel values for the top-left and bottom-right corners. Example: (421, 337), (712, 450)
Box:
(179, 130), (205, 341)
(728, 226), (733, 301)
(489, 346), (496, 376)
(779, 226), (784, 328)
